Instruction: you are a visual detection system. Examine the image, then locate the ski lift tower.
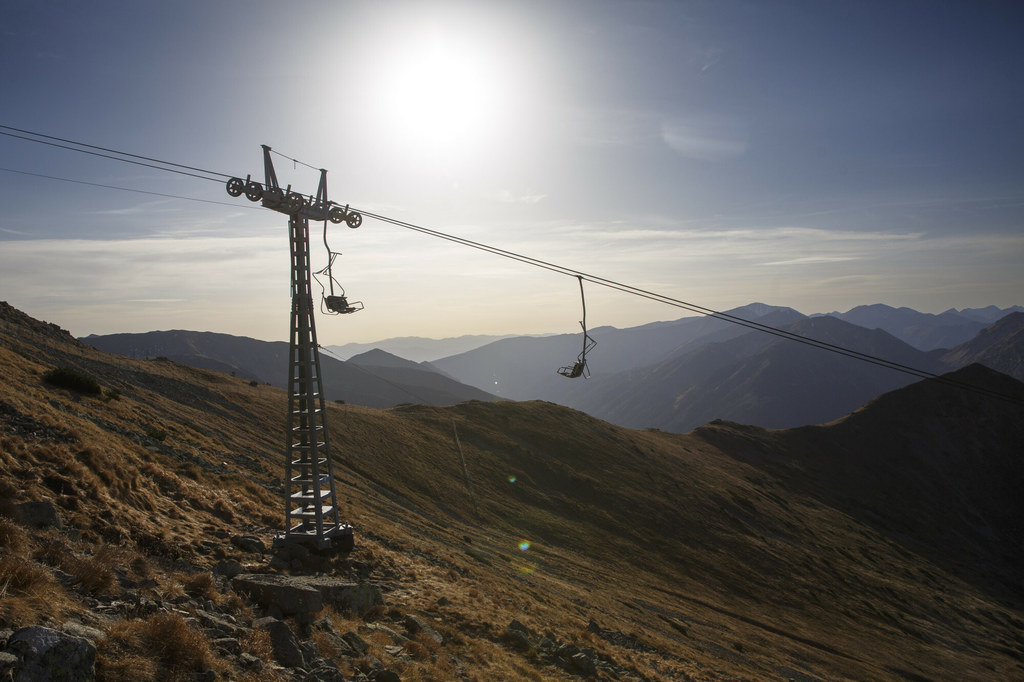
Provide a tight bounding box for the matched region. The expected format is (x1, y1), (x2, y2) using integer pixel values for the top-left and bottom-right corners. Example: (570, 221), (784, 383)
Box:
(226, 146), (362, 554)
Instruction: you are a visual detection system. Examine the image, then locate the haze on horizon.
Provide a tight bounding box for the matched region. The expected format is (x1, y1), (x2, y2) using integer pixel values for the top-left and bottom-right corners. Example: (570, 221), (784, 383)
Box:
(1, 1), (1022, 345)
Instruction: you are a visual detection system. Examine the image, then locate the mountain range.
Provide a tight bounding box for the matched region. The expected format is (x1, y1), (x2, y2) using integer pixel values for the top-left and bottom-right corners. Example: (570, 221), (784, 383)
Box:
(81, 303), (1024, 434)
(81, 329), (498, 408)
(3, 299), (1023, 679)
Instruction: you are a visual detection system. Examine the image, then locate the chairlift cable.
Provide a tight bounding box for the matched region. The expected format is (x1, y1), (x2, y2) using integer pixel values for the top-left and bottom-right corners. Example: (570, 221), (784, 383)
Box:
(0, 126), (1017, 404)
(0, 167), (260, 210)
(0, 129), (225, 182)
(354, 208), (1022, 404)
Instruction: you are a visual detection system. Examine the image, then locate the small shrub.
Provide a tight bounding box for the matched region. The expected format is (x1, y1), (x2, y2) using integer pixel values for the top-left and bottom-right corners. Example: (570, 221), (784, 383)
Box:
(104, 388), (122, 401)
(42, 366), (101, 395)
(144, 426), (167, 442)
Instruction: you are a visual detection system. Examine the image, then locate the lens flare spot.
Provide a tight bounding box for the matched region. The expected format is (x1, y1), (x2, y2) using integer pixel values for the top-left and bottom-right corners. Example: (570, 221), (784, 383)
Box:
(518, 540), (530, 552)
(508, 475), (517, 484)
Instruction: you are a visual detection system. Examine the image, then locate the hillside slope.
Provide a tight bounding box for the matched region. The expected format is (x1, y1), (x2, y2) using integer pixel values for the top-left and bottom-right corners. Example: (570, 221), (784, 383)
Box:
(2, 301), (1023, 680)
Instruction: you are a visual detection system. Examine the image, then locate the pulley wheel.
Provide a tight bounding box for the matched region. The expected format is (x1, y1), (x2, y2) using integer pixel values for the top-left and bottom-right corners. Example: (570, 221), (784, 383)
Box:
(346, 211), (363, 229)
(244, 181), (263, 202)
(328, 206), (346, 224)
(286, 192), (305, 212)
(226, 177), (244, 197)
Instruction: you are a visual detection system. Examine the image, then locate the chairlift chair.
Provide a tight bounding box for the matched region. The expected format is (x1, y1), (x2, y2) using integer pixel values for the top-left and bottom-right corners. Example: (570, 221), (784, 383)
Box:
(557, 276), (596, 379)
(325, 295), (364, 314)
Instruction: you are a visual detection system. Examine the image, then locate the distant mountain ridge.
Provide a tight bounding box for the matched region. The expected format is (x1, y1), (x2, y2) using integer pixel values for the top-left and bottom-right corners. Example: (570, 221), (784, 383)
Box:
(80, 302), (1022, 432)
(326, 333), (524, 362)
(81, 330), (498, 408)
(824, 303), (1024, 350)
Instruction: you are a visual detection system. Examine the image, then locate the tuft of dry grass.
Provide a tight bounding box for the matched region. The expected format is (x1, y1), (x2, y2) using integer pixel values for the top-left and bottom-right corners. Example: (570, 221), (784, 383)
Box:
(181, 571), (218, 600)
(0, 517), (30, 555)
(98, 612), (216, 680)
(239, 626), (273, 662)
(0, 479), (19, 519)
(0, 554), (68, 626)
(67, 553), (118, 596)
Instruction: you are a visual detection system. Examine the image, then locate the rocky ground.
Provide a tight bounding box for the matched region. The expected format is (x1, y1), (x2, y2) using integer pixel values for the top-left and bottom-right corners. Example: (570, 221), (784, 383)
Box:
(0, 500), (660, 681)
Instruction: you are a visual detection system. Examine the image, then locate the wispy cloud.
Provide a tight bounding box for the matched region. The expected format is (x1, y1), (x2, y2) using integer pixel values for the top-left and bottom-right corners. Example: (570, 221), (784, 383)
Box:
(490, 189), (547, 205)
(661, 114), (748, 161)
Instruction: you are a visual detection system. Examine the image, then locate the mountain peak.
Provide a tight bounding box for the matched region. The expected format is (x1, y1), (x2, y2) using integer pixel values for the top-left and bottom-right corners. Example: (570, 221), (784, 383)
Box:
(347, 348), (420, 369)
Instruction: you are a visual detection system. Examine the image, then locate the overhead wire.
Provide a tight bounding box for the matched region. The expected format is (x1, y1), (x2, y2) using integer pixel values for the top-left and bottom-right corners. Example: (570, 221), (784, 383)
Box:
(0, 127), (226, 183)
(268, 147), (322, 172)
(2, 124), (1019, 405)
(351, 208), (1023, 405)
(0, 167), (262, 210)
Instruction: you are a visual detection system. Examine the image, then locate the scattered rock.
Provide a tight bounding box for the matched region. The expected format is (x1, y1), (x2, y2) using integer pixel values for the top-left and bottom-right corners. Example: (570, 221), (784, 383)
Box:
(230, 535), (266, 554)
(238, 652), (262, 671)
(403, 615), (443, 644)
(303, 664), (347, 682)
(504, 620), (534, 652)
(365, 623), (408, 645)
(16, 501), (62, 529)
(6, 625), (95, 681)
(341, 631), (369, 656)
(571, 651), (598, 677)
(252, 617), (305, 669)
(370, 670), (402, 682)
(60, 622), (105, 643)
(213, 559), (244, 578)
(504, 628), (533, 653)
(212, 637), (242, 656)
(0, 652), (19, 681)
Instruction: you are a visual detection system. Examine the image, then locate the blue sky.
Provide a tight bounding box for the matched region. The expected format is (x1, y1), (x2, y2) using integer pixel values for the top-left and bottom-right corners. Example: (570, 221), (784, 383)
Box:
(1, 1), (1022, 343)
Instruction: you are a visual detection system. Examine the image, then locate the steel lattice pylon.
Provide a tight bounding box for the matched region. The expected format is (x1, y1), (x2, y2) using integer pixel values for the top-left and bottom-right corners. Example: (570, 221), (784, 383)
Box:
(226, 145), (357, 554)
(281, 213), (352, 550)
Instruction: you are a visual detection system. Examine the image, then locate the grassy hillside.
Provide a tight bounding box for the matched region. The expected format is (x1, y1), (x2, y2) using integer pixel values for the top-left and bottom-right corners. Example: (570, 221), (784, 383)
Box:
(1, 301), (1022, 680)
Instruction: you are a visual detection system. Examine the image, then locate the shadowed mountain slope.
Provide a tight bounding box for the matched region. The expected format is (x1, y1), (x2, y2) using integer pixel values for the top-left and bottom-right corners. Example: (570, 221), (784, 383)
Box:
(3, 301), (1023, 680)
(695, 363), (1024, 605)
(941, 311), (1024, 380)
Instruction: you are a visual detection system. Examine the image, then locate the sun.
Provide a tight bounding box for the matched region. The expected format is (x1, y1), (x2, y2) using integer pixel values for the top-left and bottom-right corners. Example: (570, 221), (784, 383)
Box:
(374, 27), (513, 163)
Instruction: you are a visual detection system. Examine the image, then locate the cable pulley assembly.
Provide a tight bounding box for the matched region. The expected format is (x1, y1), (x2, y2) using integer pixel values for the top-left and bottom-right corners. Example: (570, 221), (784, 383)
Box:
(557, 276), (597, 379)
(225, 146), (362, 227)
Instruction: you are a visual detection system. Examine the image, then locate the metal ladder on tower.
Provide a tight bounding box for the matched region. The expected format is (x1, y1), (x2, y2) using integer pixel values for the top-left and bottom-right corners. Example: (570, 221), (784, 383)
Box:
(283, 212), (349, 550)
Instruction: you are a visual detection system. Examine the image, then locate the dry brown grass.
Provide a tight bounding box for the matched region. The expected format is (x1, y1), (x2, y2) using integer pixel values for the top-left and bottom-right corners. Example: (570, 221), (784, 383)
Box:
(98, 612), (217, 681)
(181, 570), (218, 600)
(0, 554), (68, 626)
(0, 517), (30, 555)
(239, 626), (273, 662)
(3, 305), (1023, 681)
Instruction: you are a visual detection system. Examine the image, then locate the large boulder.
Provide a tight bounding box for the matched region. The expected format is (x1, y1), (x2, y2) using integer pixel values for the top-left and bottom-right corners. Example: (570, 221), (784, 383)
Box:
(293, 577), (382, 614)
(5, 626), (95, 681)
(16, 501), (62, 529)
(231, 574), (323, 616)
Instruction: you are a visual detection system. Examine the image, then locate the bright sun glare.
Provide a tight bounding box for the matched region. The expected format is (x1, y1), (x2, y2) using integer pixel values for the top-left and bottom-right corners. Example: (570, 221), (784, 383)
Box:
(375, 28), (513, 163)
